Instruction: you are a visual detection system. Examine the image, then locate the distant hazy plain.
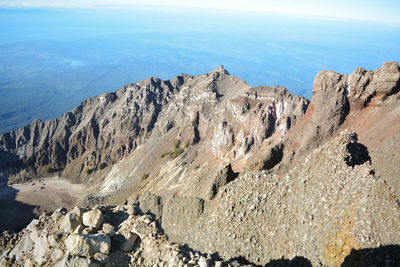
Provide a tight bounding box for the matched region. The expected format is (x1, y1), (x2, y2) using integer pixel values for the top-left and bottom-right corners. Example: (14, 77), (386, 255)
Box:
(1, 7), (399, 133)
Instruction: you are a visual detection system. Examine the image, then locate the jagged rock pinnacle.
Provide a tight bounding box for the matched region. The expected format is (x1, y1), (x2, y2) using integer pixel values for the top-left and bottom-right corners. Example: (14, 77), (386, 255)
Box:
(212, 65), (229, 75)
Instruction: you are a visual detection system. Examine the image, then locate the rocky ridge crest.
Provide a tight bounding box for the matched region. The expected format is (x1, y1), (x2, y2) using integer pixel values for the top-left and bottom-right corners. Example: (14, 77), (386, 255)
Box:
(0, 66), (308, 202)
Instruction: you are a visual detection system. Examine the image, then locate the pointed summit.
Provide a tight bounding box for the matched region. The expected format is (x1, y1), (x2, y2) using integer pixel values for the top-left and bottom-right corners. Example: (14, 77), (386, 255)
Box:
(210, 65), (230, 75)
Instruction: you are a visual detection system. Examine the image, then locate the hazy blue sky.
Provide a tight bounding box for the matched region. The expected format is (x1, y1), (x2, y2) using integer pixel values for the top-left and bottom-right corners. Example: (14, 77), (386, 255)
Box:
(1, 0), (400, 24)
(1, 1), (399, 133)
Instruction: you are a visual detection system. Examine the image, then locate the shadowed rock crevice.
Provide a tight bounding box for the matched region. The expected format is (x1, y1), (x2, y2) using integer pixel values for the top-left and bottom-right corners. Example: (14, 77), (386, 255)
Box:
(342, 132), (371, 167)
(265, 112), (277, 139)
(345, 142), (371, 167)
(0, 180), (37, 231)
(341, 245), (400, 267)
(191, 111), (201, 144)
(229, 256), (264, 267)
(340, 96), (351, 124)
(208, 164), (238, 199)
(389, 77), (400, 98)
(266, 256), (312, 267)
(261, 143), (284, 170)
(90, 116), (100, 142)
(0, 151), (22, 173)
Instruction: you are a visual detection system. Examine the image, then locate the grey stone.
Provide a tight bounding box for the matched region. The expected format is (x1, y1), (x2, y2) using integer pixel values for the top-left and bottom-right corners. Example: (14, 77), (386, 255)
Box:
(82, 209), (104, 229)
(198, 256), (209, 267)
(65, 233), (110, 257)
(32, 233), (49, 265)
(121, 233), (139, 252)
(94, 252), (109, 264)
(51, 248), (64, 261)
(9, 235), (34, 261)
(102, 223), (115, 236)
(60, 207), (84, 233)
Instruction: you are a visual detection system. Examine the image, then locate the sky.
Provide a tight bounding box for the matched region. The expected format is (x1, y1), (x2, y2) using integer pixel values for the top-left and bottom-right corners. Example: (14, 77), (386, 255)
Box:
(1, 0), (400, 24)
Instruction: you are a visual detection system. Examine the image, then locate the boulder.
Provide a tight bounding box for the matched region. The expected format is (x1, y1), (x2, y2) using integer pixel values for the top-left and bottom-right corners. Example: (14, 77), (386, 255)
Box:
(60, 207), (84, 233)
(51, 248), (64, 261)
(82, 209), (104, 229)
(65, 233), (110, 257)
(199, 256), (209, 267)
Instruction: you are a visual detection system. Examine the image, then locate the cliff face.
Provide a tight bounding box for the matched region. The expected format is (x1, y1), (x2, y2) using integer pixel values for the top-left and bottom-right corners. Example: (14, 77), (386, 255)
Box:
(285, 61), (399, 154)
(0, 74), (180, 181)
(284, 61), (400, 197)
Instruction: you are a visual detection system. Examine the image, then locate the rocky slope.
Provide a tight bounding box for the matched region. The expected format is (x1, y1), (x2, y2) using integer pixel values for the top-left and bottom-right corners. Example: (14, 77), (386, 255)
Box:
(0, 62), (400, 266)
(283, 61), (400, 197)
(1, 131), (399, 266)
(183, 130), (400, 266)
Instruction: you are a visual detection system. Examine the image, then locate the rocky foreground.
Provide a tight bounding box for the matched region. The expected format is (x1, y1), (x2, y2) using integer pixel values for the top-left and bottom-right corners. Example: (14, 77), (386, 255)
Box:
(0, 205), (236, 267)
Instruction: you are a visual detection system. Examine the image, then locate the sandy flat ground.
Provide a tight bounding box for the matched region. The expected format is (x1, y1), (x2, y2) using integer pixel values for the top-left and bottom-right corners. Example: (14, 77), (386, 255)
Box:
(0, 177), (91, 230)
(10, 177), (90, 210)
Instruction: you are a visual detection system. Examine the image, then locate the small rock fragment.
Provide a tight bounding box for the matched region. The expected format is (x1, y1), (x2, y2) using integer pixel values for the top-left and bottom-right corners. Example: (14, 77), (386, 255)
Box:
(74, 225), (84, 234)
(121, 233), (139, 252)
(102, 223), (115, 236)
(94, 252), (109, 264)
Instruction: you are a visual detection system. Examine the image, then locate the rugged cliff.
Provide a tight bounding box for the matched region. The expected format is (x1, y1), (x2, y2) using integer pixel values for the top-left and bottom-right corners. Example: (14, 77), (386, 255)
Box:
(283, 61), (400, 197)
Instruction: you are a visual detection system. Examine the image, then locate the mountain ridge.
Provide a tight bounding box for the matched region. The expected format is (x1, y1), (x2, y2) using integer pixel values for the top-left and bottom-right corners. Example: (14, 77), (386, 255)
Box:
(0, 65), (308, 196)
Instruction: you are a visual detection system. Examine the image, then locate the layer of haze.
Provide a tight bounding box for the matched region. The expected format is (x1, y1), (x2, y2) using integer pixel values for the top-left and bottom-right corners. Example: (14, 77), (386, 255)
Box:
(0, 5), (399, 133)
(3, 0), (400, 24)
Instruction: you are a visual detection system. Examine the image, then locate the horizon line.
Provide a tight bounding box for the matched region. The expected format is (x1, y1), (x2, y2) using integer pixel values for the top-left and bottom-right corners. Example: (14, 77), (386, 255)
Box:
(1, 3), (400, 26)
